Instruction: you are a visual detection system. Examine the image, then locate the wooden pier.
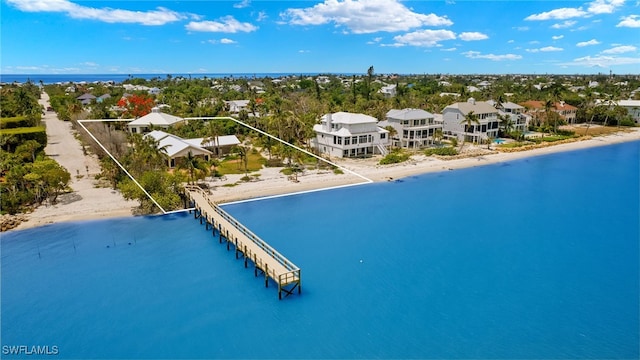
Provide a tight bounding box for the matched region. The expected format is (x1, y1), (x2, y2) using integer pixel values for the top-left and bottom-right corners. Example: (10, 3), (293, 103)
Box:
(184, 185), (301, 299)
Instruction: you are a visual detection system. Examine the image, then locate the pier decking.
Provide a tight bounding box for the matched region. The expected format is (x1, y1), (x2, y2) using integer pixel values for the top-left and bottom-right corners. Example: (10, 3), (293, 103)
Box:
(185, 185), (301, 299)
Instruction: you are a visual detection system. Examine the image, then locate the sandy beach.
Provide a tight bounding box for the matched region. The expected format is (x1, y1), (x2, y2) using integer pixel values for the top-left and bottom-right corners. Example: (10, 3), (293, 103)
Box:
(10, 97), (640, 230)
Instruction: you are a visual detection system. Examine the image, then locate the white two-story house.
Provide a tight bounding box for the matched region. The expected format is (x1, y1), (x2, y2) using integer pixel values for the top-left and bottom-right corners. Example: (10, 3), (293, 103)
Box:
(487, 100), (527, 132)
(313, 112), (389, 158)
(379, 108), (442, 149)
(443, 98), (500, 143)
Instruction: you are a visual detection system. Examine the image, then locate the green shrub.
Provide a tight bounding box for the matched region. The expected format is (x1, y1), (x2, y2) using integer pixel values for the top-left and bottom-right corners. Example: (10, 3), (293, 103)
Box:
(0, 127), (47, 149)
(333, 168), (344, 175)
(0, 116), (32, 129)
(280, 168), (294, 175)
(424, 147), (458, 156)
(620, 118), (636, 127)
(379, 150), (410, 165)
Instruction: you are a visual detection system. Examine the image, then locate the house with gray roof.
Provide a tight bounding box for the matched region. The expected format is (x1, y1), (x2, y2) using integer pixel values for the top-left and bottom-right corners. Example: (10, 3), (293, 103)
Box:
(127, 107), (186, 134)
(312, 112), (389, 158)
(77, 93), (96, 105)
(379, 108), (442, 149)
(144, 130), (212, 168)
(487, 100), (527, 132)
(442, 98), (500, 143)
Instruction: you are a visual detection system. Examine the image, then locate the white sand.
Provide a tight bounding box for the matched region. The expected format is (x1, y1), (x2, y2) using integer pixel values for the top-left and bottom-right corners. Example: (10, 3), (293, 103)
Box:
(13, 98), (640, 231)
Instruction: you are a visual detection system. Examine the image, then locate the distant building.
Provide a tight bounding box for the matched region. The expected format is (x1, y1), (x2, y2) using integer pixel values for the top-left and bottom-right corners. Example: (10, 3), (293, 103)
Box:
(225, 100), (250, 114)
(379, 84), (397, 98)
(76, 93), (96, 105)
(379, 108), (442, 149)
(313, 112), (389, 158)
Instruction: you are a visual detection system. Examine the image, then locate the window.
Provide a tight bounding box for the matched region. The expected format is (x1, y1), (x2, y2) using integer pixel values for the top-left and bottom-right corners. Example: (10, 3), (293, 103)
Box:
(420, 119), (426, 125)
(401, 120), (409, 125)
(333, 136), (337, 144)
(352, 136), (358, 144)
(403, 130), (408, 138)
(368, 135), (373, 142)
(337, 137), (342, 145)
(359, 135), (368, 144)
(381, 133), (386, 139)
(344, 137), (350, 145)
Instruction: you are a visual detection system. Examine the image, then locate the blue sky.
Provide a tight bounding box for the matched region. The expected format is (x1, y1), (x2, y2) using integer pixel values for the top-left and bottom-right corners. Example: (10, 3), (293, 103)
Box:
(2, 0), (639, 74)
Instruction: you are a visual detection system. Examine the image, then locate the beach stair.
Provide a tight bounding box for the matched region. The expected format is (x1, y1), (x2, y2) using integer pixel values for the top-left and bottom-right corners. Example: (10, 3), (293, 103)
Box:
(185, 185), (301, 300)
(376, 144), (389, 156)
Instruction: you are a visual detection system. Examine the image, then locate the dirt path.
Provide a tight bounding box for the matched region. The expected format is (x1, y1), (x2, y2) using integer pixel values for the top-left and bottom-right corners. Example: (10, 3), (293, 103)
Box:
(13, 92), (135, 230)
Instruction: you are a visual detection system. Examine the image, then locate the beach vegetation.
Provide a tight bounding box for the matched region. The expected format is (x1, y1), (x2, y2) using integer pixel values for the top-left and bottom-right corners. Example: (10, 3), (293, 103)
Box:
(424, 147), (458, 156)
(379, 149), (411, 165)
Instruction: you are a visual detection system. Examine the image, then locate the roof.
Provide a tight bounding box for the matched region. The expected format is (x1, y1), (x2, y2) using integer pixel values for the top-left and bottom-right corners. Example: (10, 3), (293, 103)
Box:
(444, 100), (498, 115)
(617, 100), (640, 107)
(144, 131), (212, 158)
(77, 93), (96, 100)
(322, 112), (378, 125)
(186, 135), (241, 148)
(520, 100), (577, 111)
(127, 107), (184, 127)
(386, 108), (434, 120)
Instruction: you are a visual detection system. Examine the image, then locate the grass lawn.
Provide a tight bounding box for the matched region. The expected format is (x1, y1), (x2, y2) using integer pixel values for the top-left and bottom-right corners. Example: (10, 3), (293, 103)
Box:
(570, 126), (630, 136)
(216, 152), (265, 175)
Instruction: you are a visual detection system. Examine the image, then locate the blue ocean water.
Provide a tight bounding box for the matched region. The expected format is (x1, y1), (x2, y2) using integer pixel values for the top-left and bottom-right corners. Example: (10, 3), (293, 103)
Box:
(2, 141), (639, 359)
(0, 73), (356, 85)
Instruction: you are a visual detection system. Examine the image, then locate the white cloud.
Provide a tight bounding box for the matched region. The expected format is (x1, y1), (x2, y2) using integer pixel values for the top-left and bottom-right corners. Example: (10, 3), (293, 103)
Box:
(391, 29), (456, 47)
(507, 39), (515, 43)
(367, 37), (383, 44)
(440, 47), (457, 51)
(280, 0), (452, 34)
(562, 55), (640, 67)
(186, 16), (258, 33)
(552, 35), (564, 40)
(463, 51), (522, 61)
(551, 20), (577, 28)
(256, 11), (267, 21)
(529, 40), (540, 44)
(298, 50), (310, 53)
(6, 0), (186, 25)
(617, 15), (640, 27)
(601, 45), (637, 53)
(540, 46), (564, 51)
(233, 0), (251, 9)
(525, 0), (625, 21)
(576, 39), (600, 46)
(459, 32), (488, 41)
(525, 7), (587, 20)
(587, 0), (625, 14)
(526, 46), (564, 52)
(220, 38), (236, 44)
(514, 26), (529, 31)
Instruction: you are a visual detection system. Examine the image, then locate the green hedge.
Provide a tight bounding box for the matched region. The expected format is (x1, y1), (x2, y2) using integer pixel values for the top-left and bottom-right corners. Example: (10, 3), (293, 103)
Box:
(0, 116), (31, 129)
(0, 127), (47, 148)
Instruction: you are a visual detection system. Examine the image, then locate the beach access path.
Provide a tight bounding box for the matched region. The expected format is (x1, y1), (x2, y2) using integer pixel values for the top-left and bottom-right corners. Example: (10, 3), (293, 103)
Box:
(13, 92), (135, 230)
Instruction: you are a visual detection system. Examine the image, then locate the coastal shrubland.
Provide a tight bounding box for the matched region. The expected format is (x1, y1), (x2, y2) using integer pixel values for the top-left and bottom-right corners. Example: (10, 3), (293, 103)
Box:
(379, 149), (411, 165)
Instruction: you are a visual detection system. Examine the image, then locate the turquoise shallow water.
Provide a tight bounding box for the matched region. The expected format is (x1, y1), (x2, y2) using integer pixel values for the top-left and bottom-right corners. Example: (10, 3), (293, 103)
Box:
(2, 141), (639, 359)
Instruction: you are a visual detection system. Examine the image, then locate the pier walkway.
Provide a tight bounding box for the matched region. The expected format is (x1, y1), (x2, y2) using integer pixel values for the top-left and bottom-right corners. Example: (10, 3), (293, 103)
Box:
(185, 185), (301, 299)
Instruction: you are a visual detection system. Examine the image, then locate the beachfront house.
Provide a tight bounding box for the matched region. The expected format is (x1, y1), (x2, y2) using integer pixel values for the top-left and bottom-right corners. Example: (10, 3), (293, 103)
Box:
(615, 100), (640, 124)
(520, 100), (578, 125)
(127, 107), (186, 134)
(379, 84), (397, 98)
(442, 98), (500, 143)
(186, 134), (241, 156)
(487, 100), (528, 132)
(379, 108), (442, 149)
(312, 112), (389, 158)
(144, 130), (212, 168)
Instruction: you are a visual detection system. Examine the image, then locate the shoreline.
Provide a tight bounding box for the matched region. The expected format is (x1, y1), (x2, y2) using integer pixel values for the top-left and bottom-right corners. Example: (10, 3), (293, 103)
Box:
(7, 127), (640, 232)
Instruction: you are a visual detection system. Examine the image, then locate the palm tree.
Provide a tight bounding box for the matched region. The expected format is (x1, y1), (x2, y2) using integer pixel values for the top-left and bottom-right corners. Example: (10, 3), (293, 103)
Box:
(460, 110), (480, 148)
(433, 128), (443, 146)
(178, 151), (207, 185)
(202, 120), (223, 156)
(384, 125), (397, 149)
(233, 145), (249, 178)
